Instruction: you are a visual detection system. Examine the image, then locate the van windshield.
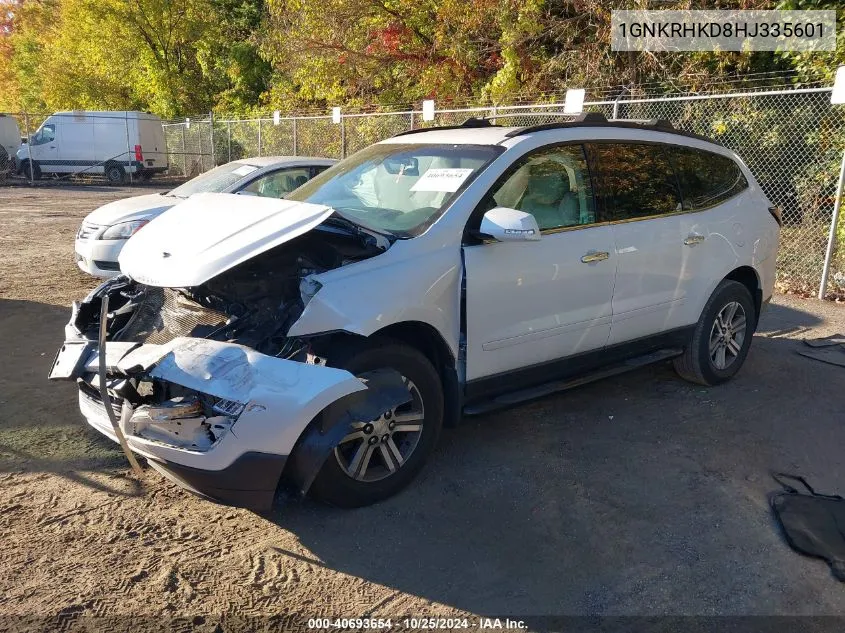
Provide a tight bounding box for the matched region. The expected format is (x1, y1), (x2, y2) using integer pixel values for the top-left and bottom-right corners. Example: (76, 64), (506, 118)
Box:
(168, 162), (260, 198)
(286, 143), (504, 237)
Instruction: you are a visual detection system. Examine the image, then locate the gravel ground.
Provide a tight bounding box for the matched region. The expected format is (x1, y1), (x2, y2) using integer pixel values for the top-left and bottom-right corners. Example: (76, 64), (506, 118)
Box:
(2, 186), (845, 630)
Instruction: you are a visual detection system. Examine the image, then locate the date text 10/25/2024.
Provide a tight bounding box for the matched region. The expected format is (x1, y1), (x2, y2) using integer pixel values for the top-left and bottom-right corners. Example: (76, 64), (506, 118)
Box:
(306, 618), (528, 630)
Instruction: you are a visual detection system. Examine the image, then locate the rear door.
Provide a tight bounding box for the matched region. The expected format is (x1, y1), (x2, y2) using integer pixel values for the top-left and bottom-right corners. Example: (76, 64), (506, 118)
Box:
(463, 143), (617, 382)
(669, 146), (752, 326)
(587, 142), (686, 345)
(136, 115), (168, 170)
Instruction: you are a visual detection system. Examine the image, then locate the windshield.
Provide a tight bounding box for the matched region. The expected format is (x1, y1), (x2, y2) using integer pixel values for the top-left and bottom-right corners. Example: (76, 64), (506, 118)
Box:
(287, 143), (504, 237)
(168, 162), (260, 198)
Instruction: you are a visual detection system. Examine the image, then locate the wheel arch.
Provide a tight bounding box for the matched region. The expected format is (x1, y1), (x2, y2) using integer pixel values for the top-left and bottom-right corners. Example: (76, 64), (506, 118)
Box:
(305, 320), (462, 428)
(723, 265), (762, 328)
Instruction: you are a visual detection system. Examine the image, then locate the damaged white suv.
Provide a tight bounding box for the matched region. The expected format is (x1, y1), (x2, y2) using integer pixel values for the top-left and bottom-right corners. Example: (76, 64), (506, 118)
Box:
(50, 114), (781, 510)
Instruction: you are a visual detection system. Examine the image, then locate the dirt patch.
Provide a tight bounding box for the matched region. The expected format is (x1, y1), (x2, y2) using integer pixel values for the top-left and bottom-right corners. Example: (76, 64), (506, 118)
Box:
(2, 186), (845, 628)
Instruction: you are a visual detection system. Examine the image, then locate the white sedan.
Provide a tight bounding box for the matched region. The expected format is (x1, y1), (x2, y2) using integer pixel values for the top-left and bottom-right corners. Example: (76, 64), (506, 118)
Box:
(74, 156), (336, 277)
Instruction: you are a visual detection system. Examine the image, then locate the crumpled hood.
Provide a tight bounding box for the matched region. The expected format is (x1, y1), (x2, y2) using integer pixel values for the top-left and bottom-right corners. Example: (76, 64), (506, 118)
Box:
(118, 192), (334, 287)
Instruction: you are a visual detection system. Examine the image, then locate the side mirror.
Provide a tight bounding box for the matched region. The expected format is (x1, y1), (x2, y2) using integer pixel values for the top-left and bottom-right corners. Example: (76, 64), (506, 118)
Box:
(479, 207), (541, 242)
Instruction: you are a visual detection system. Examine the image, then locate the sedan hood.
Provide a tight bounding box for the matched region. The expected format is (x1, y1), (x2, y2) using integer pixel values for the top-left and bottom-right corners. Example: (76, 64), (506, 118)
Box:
(118, 192), (334, 287)
(85, 193), (178, 226)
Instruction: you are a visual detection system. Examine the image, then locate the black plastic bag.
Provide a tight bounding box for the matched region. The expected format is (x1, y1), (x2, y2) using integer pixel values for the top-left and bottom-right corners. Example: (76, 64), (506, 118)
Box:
(770, 472), (845, 580)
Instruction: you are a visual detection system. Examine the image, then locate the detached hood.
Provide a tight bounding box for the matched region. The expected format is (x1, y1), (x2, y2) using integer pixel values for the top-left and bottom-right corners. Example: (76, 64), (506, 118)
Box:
(118, 192), (334, 287)
(85, 193), (178, 226)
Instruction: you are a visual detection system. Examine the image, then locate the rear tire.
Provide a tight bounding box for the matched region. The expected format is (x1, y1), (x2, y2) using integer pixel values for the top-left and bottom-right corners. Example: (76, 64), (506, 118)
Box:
(673, 280), (755, 386)
(104, 163), (126, 185)
(308, 338), (444, 508)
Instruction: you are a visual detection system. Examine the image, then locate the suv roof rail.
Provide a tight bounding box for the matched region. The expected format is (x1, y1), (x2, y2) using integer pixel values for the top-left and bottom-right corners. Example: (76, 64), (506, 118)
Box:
(504, 114), (719, 145)
(390, 117), (496, 138)
(388, 111), (720, 146)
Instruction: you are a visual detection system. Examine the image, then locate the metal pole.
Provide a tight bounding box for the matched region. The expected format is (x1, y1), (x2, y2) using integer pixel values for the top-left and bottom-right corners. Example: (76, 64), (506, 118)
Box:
(818, 149), (845, 299)
(258, 118), (262, 157)
(227, 121), (231, 162)
(293, 118), (298, 156)
(23, 112), (33, 185)
(340, 115), (346, 159)
(181, 124), (187, 176)
(209, 110), (216, 167)
(491, 105), (497, 125)
(125, 112), (133, 185)
(612, 98), (620, 120)
(198, 119), (205, 173)
(409, 112), (415, 130)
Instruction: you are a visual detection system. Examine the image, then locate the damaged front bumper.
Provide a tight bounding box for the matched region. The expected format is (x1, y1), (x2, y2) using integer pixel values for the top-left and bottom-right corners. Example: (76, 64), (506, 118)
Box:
(50, 331), (409, 511)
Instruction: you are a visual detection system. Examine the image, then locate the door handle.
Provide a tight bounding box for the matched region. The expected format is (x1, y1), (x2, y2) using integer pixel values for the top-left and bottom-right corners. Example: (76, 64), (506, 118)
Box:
(581, 251), (610, 263)
(684, 234), (706, 246)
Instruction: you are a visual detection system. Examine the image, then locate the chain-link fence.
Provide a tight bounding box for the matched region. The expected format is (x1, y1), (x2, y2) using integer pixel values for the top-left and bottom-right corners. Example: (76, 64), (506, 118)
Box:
(3, 86), (844, 296)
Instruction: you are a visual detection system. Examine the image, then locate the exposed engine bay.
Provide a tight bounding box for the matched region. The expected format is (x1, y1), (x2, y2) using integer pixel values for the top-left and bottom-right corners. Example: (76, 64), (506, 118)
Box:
(73, 228), (385, 357)
(60, 226), (388, 457)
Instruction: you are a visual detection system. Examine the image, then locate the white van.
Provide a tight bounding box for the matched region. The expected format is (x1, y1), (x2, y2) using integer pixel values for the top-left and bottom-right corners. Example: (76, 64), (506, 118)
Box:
(0, 114), (21, 177)
(16, 111), (168, 183)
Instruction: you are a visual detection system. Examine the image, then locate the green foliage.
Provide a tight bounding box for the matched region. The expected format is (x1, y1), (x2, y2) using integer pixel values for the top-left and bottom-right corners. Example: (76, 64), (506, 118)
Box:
(0, 0), (842, 115)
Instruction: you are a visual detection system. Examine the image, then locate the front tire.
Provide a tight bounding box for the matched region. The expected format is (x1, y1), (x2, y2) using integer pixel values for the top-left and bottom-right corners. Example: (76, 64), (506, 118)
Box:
(308, 339), (444, 508)
(673, 280), (755, 386)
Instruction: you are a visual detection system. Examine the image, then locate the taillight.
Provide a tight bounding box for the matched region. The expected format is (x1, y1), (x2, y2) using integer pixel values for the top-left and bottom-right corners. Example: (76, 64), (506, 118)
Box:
(768, 205), (783, 227)
(134, 145), (143, 162)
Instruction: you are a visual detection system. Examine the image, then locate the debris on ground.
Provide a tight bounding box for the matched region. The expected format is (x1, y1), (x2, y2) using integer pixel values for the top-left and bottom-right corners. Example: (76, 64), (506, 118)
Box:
(798, 335), (845, 367)
(771, 473), (845, 581)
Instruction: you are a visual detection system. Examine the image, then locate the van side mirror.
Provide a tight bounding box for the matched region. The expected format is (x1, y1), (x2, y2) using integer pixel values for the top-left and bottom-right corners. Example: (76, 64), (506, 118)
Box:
(479, 207), (541, 242)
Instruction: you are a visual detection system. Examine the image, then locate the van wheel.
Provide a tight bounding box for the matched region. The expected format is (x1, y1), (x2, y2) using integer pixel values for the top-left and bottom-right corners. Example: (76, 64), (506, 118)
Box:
(673, 280), (755, 386)
(20, 160), (41, 180)
(308, 338), (444, 508)
(104, 163), (126, 185)
(140, 170), (153, 182)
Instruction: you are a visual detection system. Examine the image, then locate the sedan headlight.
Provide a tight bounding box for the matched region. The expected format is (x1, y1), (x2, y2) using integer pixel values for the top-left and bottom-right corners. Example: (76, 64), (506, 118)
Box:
(99, 219), (149, 240)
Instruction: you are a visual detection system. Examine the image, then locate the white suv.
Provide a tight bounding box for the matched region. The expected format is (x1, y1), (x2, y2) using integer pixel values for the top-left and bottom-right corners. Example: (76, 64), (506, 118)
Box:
(49, 114), (781, 510)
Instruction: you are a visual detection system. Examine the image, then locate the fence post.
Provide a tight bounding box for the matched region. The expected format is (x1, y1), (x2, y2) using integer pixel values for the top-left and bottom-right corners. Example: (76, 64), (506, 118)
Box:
(258, 118), (262, 157)
(612, 98), (620, 120)
(198, 120), (205, 173)
(293, 117), (298, 156)
(125, 112), (134, 185)
(227, 121), (232, 162)
(340, 115), (346, 159)
(818, 149), (845, 299)
(23, 112), (33, 185)
(409, 111), (415, 130)
(181, 124), (187, 176)
(491, 105), (498, 125)
(209, 111), (216, 167)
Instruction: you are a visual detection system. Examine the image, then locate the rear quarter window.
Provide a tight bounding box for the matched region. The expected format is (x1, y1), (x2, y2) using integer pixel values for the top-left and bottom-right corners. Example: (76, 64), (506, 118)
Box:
(670, 147), (748, 210)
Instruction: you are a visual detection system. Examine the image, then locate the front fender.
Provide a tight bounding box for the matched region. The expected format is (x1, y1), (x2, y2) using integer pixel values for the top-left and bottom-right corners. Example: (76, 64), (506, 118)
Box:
(287, 246), (462, 359)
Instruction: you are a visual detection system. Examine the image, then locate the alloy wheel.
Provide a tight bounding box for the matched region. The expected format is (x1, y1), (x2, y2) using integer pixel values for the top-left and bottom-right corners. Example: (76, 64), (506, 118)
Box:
(708, 301), (747, 370)
(333, 376), (424, 482)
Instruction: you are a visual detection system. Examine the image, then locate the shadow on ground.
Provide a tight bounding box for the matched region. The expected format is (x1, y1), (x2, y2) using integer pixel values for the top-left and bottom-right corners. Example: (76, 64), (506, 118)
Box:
(5, 296), (845, 614)
(265, 300), (845, 615)
(0, 299), (134, 495)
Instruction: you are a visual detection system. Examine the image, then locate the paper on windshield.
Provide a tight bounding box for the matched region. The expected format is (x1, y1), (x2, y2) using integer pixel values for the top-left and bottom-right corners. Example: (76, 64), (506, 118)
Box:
(410, 168), (474, 193)
(233, 165), (259, 176)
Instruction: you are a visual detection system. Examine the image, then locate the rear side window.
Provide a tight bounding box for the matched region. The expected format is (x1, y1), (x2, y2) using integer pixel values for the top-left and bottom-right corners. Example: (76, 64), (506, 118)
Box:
(670, 148), (748, 210)
(589, 143), (682, 221)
